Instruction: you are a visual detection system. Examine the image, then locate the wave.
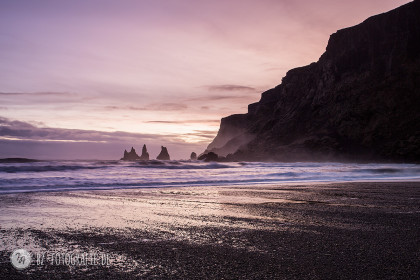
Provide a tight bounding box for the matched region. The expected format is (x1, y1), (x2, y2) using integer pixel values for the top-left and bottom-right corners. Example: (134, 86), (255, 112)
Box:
(0, 158), (40, 163)
(354, 168), (403, 174)
(0, 160), (236, 173)
(93, 160), (122, 165)
(0, 165), (106, 173)
(0, 177), (290, 194)
(131, 161), (232, 169)
(0, 161), (419, 194)
(266, 172), (299, 177)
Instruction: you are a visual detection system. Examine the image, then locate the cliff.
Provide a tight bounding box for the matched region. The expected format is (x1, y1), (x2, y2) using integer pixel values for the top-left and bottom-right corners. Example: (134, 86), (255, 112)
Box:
(205, 1), (420, 162)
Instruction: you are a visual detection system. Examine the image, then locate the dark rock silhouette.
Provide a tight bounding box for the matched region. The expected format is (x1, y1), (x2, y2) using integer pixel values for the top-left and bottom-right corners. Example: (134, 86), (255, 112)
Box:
(157, 146), (170, 160)
(121, 147), (140, 161)
(205, 1), (420, 162)
(139, 144), (150, 160)
(190, 152), (197, 160)
(198, 152), (219, 162)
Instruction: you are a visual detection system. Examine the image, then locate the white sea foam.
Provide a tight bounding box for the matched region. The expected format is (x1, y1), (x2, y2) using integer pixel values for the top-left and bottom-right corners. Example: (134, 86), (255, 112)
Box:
(0, 160), (419, 194)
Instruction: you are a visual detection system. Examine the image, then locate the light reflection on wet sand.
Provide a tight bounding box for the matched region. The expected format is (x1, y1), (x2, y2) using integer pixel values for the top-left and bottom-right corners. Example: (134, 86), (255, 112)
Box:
(1, 182), (419, 232)
(1, 182), (419, 279)
(0, 185), (295, 231)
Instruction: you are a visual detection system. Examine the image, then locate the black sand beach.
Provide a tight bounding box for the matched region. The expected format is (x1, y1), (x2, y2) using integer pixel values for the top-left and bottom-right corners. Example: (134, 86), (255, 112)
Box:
(1, 182), (419, 279)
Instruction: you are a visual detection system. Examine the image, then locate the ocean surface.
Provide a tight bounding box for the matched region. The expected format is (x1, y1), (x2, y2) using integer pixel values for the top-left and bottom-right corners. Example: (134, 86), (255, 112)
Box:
(0, 160), (419, 194)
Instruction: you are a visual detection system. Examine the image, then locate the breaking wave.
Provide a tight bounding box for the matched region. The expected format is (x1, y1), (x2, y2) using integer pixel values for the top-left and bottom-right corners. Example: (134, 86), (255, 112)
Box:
(0, 160), (419, 193)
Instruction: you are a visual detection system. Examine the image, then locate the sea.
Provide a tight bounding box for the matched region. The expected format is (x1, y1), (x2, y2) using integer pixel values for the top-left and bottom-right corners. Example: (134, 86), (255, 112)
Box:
(0, 160), (419, 194)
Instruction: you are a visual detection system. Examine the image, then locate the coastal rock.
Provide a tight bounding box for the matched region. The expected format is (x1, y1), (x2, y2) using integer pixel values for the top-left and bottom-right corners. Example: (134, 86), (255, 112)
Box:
(190, 152), (197, 160)
(157, 146), (170, 160)
(205, 114), (252, 157)
(198, 152), (219, 162)
(121, 147), (140, 161)
(205, 1), (420, 162)
(140, 144), (150, 160)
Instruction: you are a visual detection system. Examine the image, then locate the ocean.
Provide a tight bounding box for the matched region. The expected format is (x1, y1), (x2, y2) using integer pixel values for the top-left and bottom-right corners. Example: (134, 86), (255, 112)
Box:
(0, 160), (419, 194)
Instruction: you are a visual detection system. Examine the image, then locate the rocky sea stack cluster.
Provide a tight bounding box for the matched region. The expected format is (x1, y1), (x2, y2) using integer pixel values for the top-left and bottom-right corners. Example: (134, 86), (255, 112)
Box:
(121, 145), (170, 161)
(121, 147), (141, 161)
(203, 1), (420, 163)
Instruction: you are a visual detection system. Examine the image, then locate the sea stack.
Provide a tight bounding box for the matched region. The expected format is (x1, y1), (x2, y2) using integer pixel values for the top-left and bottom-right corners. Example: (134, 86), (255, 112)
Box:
(157, 146), (170, 160)
(139, 144), (150, 160)
(190, 152), (197, 160)
(121, 147), (140, 161)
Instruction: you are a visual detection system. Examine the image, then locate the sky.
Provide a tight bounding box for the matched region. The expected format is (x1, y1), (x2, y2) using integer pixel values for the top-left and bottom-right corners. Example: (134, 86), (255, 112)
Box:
(0, 0), (412, 159)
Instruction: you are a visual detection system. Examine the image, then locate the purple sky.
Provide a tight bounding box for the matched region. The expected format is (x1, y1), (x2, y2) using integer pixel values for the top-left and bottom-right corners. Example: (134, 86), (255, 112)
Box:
(0, 0), (412, 159)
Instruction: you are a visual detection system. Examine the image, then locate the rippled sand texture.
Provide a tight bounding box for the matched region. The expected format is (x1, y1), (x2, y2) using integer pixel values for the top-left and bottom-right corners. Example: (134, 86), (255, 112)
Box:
(1, 182), (419, 279)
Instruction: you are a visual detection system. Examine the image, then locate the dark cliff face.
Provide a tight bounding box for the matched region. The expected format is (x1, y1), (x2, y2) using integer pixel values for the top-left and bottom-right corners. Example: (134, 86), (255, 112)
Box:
(206, 1), (420, 162)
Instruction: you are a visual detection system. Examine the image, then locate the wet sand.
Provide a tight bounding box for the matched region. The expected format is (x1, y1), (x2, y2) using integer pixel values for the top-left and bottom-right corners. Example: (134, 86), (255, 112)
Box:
(1, 182), (419, 279)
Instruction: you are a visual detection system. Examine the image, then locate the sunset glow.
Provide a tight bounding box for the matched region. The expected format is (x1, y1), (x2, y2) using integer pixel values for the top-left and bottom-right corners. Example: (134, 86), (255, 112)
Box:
(0, 0), (411, 159)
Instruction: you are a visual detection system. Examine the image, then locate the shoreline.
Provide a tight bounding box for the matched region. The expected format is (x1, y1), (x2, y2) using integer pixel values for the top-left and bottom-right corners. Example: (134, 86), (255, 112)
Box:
(1, 182), (419, 279)
(1, 178), (420, 195)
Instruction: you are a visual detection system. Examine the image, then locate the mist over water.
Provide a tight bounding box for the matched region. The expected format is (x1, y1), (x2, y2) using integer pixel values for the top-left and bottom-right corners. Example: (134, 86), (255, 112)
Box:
(0, 160), (419, 194)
